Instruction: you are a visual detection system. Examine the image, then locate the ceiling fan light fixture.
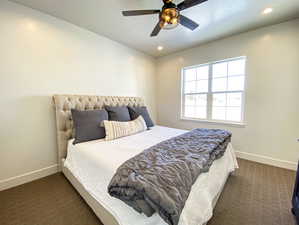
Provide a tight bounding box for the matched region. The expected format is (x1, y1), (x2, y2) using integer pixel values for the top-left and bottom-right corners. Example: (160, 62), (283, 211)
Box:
(160, 8), (179, 30)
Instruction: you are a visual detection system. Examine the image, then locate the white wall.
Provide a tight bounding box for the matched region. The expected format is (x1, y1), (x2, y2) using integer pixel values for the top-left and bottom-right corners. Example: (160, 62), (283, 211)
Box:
(0, 1), (157, 183)
(156, 19), (299, 168)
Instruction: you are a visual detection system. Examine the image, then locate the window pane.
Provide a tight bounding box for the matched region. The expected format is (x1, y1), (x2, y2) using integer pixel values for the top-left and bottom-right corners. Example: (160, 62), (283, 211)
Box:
(197, 66), (209, 80)
(227, 76), (244, 91)
(184, 95), (207, 119)
(212, 77), (227, 92)
(195, 94), (207, 106)
(227, 93), (242, 107)
(185, 95), (196, 106)
(185, 81), (196, 93)
(185, 69), (196, 81)
(213, 93), (226, 106)
(212, 107), (226, 120)
(213, 62), (227, 78)
(228, 59), (245, 76)
(226, 107), (241, 121)
(194, 106), (207, 119)
(196, 80), (208, 93)
(184, 106), (195, 118)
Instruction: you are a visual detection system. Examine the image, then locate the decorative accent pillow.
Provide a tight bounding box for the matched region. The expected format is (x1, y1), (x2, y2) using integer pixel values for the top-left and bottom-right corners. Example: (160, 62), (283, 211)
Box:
(104, 116), (147, 141)
(71, 109), (108, 144)
(105, 106), (131, 121)
(128, 106), (154, 128)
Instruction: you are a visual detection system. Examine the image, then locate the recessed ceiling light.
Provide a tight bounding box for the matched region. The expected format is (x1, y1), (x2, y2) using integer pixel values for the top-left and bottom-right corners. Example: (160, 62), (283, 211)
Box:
(262, 8), (273, 15)
(157, 46), (164, 51)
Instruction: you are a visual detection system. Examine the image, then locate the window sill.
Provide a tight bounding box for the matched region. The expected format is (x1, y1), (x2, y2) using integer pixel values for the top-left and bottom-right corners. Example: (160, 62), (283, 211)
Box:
(180, 117), (246, 128)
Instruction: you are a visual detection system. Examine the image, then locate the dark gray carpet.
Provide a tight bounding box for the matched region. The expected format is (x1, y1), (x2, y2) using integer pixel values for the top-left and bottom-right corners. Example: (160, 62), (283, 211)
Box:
(0, 159), (296, 225)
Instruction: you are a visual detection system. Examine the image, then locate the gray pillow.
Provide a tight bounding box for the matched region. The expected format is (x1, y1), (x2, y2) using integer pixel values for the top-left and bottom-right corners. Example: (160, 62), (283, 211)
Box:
(71, 109), (108, 144)
(105, 106), (131, 121)
(128, 106), (154, 128)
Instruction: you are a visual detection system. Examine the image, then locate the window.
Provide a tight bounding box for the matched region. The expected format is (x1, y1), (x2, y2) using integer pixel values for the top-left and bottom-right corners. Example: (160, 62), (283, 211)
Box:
(181, 57), (246, 124)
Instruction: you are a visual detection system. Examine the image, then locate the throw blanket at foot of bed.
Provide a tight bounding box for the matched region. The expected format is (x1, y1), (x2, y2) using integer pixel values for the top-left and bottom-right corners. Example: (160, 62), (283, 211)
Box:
(108, 128), (232, 225)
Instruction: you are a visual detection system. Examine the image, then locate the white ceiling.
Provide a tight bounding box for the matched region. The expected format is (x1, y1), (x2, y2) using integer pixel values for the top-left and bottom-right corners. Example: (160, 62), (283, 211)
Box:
(10, 0), (299, 57)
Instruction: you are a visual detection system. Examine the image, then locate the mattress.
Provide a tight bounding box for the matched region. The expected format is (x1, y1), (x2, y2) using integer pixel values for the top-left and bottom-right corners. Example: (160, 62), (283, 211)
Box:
(64, 126), (238, 225)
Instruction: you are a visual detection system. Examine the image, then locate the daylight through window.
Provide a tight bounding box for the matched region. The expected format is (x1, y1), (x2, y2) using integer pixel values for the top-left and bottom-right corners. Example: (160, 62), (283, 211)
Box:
(182, 57), (246, 123)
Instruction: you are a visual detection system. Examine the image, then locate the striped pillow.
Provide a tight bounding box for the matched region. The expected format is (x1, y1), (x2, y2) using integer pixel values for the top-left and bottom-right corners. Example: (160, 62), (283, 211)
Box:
(104, 116), (147, 141)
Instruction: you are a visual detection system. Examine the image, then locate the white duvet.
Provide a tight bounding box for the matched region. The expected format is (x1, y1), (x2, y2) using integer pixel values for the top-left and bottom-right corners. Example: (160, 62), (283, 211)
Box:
(65, 126), (238, 225)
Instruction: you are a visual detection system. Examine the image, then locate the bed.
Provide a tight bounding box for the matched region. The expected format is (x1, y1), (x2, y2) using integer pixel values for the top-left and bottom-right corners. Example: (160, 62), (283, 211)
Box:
(53, 95), (238, 225)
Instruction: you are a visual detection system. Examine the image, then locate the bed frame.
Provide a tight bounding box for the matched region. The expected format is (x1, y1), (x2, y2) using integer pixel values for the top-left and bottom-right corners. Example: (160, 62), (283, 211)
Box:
(53, 94), (226, 225)
(53, 95), (145, 225)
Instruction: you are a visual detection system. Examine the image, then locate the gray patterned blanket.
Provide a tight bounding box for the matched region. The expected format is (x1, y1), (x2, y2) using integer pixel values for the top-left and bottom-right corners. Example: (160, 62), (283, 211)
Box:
(108, 128), (231, 225)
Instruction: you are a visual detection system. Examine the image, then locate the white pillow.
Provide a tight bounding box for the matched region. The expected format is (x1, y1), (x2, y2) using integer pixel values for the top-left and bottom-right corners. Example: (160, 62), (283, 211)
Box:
(104, 116), (147, 141)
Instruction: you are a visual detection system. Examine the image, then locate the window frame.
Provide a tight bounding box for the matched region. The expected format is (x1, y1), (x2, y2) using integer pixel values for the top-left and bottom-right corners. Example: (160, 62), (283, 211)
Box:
(181, 56), (247, 127)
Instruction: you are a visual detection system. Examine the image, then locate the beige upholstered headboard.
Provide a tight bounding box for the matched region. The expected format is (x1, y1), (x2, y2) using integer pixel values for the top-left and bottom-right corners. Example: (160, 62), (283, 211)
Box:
(53, 95), (145, 170)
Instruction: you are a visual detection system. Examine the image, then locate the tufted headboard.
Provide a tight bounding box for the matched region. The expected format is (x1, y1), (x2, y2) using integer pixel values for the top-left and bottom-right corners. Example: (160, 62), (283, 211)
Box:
(53, 95), (145, 170)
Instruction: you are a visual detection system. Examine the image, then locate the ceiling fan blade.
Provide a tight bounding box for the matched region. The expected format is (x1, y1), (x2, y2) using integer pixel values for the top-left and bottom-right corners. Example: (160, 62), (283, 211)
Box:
(179, 15), (199, 30)
(122, 10), (160, 16)
(150, 22), (162, 37)
(177, 0), (208, 11)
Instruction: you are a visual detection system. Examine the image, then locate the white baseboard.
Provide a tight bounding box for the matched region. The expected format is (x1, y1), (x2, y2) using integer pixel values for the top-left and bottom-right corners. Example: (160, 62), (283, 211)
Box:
(0, 164), (58, 191)
(235, 151), (297, 171)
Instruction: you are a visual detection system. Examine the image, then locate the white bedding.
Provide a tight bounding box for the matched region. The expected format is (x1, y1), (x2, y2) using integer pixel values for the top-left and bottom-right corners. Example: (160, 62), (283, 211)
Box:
(64, 126), (238, 225)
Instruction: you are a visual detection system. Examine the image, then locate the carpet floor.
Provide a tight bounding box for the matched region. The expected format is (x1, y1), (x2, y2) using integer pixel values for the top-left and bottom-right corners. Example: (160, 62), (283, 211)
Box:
(0, 159), (296, 225)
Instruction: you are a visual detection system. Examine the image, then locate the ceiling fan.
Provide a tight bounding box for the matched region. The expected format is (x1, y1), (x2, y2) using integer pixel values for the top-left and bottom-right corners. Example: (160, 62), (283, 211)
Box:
(122, 0), (208, 37)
